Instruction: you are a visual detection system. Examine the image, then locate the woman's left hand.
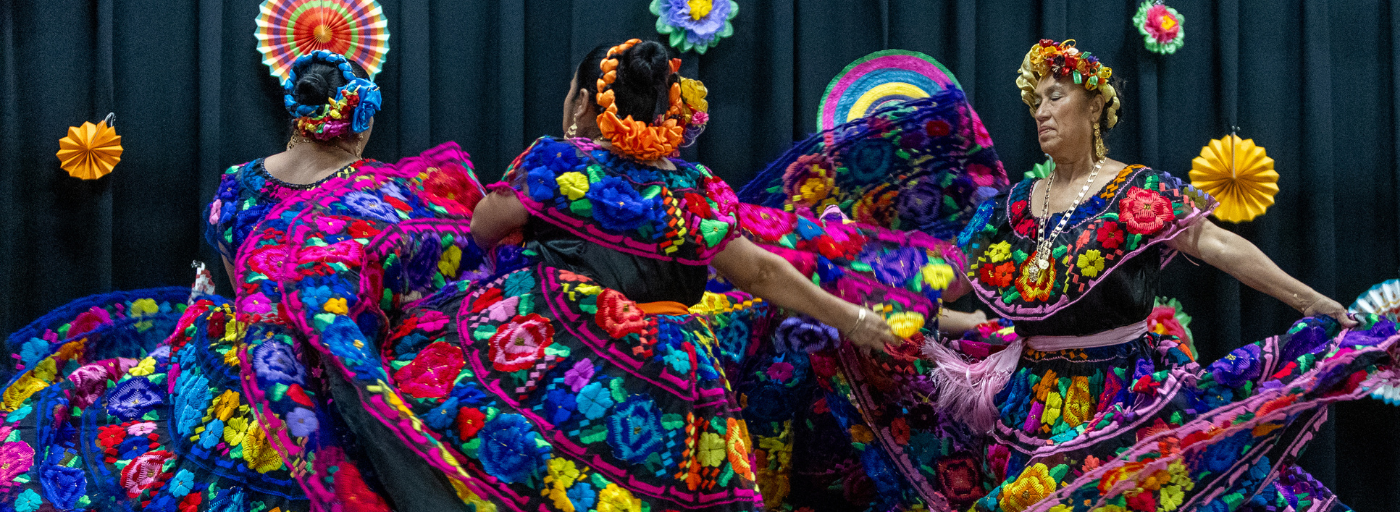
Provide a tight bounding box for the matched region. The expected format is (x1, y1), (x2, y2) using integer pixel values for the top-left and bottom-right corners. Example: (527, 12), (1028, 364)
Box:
(1304, 296), (1359, 329)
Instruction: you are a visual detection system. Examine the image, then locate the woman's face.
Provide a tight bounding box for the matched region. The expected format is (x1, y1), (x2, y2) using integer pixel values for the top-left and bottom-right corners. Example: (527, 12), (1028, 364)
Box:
(1032, 75), (1103, 161)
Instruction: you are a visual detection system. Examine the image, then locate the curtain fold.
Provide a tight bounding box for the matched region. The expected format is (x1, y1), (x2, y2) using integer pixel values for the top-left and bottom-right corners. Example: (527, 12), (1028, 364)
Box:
(2, 1), (1398, 507)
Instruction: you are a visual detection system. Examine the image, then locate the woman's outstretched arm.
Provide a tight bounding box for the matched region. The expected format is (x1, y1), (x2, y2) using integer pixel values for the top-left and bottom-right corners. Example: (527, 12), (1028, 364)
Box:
(1168, 219), (1356, 327)
(711, 237), (900, 351)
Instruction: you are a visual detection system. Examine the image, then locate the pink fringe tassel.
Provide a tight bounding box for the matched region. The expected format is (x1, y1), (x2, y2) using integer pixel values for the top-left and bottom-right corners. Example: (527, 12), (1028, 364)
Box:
(922, 337), (1023, 433)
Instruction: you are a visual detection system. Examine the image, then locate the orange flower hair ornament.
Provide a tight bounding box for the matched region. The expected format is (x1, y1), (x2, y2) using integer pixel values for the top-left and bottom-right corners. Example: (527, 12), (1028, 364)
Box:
(595, 39), (693, 161)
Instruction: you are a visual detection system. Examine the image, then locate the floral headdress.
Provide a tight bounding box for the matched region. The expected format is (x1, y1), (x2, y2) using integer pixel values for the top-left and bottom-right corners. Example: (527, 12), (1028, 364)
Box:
(1016, 39), (1120, 128)
(283, 50), (383, 141)
(595, 39), (709, 161)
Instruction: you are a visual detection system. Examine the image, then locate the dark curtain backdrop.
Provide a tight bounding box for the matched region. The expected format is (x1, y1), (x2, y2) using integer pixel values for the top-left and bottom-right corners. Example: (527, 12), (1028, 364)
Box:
(3, 0), (1399, 507)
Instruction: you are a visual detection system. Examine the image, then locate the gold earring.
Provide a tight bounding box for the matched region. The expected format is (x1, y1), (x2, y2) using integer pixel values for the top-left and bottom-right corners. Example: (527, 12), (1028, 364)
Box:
(566, 122), (578, 138)
(286, 132), (309, 151)
(1093, 124), (1106, 160)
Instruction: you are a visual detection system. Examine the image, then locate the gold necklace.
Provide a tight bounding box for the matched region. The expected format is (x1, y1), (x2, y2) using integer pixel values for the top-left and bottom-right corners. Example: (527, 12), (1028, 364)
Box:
(1027, 158), (1104, 282)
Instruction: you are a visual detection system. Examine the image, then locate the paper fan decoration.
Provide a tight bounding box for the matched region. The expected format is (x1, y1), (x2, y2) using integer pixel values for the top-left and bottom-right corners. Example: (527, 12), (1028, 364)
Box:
(1134, 1), (1185, 55)
(651, 0), (738, 54)
(1188, 134), (1278, 223)
(817, 50), (962, 132)
(1351, 279), (1400, 316)
(255, 0), (390, 81)
(56, 120), (122, 180)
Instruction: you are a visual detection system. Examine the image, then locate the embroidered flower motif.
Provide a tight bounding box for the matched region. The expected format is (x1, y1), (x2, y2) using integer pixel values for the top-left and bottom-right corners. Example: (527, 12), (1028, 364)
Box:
(487, 314), (556, 372)
(1077, 249), (1106, 278)
(980, 261), (1016, 288)
(1000, 463), (1057, 512)
(737, 204), (795, 242)
(985, 241), (1012, 263)
(343, 191), (401, 223)
(457, 407), (487, 438)
(107, 377), (163, 420)
(1207, 343), (1263, 388)
(299, 239), (366, 266)
(595, 290), (648, 338)
(922, 262), (955, 290)
(774, 316), (839, 354)
(597, 483), (642, 512)
(69, 307), (113, 338)
(286, 407), (320, 437)
(0, 441), (35, 485)
(423, 162), (483, 216)
(1120, 186), (1176, 235)
(606, 394), (666, 464)
(477, 413), (550, 484)
(563, 358), (596, 392)
(705, 176), (738, 216)
(252, 340), (306, 384)
(556, 171), (591, 201)
(577, 381), (615, 420)
(120, 450), (174, 497)
(586, 176), (657, 232)
(725, 418), (754, 481)
(1097, 220), (1125, 249)
(1015, 254), (1056, 302)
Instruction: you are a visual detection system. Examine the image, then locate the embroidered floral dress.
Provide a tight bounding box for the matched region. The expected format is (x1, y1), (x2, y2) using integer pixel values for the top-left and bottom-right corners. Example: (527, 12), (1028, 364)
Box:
(958, 165), (1400, 511)
(0, 144), (486, 512)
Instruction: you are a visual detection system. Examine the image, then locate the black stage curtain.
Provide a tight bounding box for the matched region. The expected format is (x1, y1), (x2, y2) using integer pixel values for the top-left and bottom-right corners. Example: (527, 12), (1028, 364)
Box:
(2, 0), (1398, 507)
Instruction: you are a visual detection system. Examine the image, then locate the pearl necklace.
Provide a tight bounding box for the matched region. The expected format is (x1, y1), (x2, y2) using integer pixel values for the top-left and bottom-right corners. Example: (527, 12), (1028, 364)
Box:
(1027, 158), (1104, 282)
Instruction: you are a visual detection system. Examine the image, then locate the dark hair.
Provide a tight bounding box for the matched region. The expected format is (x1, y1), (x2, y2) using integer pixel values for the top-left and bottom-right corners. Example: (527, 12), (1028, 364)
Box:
(574, 40), (674, 121)
(292, 59), (370, 107)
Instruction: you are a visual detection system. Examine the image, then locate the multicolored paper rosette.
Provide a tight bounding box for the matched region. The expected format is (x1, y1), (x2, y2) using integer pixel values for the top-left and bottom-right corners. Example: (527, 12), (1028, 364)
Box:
(651, 0), (738, 54)
(1189, 134), (1278, 223)
(816, 49), (962, 132)
(1025, 157), (1055, 181)
(255, 0), (390, 81)
(56, 120), (122, 180)
(1134, 1), (1185, 55)
(1351, 279), (1400, 316)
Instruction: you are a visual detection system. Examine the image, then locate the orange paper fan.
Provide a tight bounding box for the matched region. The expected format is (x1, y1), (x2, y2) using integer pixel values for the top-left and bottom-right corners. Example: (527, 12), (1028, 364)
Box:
(1188, 134), (1278, 223)
(57, 120), (123, 180)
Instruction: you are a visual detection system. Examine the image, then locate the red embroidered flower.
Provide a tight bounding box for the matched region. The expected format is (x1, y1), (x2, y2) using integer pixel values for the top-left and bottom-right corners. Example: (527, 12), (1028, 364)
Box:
(69, 307), (113, 339)
(935, 455), (986, 505)
(925, 119), (952, 137)
(488, 313), (556, 372)
(980, 262), (1015, 288)
(1119, 186), (1175, 235)
(457, 407), (486, 438)
(349, 220), (380, 239)
(423, 163), (483, 216)
(1097, 220), (1125, 249)
(333, 458), (393, 512)
(297, 240), (365, 266)
(685, 192), (714, 218)
(595, 289), (648, 338)
(705, 176), (739, 216)
(1126, 489), (1158, 511)
(470, 288), (504, 313)
(120, 450), (174, 497)
(394, 342), (467, 398)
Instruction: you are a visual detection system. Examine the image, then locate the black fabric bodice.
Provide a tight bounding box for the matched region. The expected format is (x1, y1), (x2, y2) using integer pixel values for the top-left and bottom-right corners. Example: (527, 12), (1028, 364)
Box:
(523, 216), (709, 305)
(1010, 243), (1162, 337)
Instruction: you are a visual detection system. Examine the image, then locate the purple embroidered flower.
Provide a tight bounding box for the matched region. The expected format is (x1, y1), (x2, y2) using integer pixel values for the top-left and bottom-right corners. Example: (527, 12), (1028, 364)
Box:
(775, 316), (839, 354)
(476, 413), (549, 484)
(39, 464), (86, 509)
(651, 0), (738, 54)
(896, 180), (945, 230)
(564, 358), (595, 392)
(1208, 343), (1263, 388)
(106, 377), (163, 421)
(286, 407), (320, 437)
(405, 238), (443, 286)
(1281, 319), (1331, 361)
(586, 176), (657, 232)
(343, 191), (400, 223)
(868, 246), (924, 286)
(252, 340), (306, 385)
(0, 441), (34, 485)
(1341, 318), (1396, 348)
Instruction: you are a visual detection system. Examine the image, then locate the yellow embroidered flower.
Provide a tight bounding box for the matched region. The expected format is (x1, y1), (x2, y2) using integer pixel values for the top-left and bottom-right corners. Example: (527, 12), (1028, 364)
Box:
(127, 357), (157, 377)
(886, 312), (926, 338)
(223, 416), (249, 446)
(1167, 460), (1194, 491)
(921, 263), (954, 290)
(547, 457), (582, 488)
(798, 176), (832, 203)
(556, 172), (590, 201)
(999, 463), (1057, 512)
(1077, 249), (1106, 278)
(1062, 376), (1092, 428)
(1160, 484), (1185, 510)
(241, 421), (283, 473)
(850, 424), (875, 444)
(1041, 391), (1063, 429)
(324, 298), (348, 314)
(211, 390), (241, 422)
(698, 431), (726, 467)
(4, 358), (59, 411)
(987, 241), (1012, 263)
(726, 418), (754, 481)
(547, 486), (576, 512)
(596, 483), (641, 512)
(438, 245), (462, 277)
(130, 298), (159, 317)
(1139, 469), (1170, 491)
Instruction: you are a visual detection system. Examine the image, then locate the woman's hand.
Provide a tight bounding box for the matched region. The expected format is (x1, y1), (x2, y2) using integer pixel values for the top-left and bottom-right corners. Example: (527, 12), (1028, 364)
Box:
(1302, 296), (1359, 329)
(841, 306), (902, 352)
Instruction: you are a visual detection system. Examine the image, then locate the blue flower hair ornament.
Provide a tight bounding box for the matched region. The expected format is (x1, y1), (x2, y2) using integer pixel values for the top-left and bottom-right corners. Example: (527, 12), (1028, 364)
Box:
(282, 50), (382, 141)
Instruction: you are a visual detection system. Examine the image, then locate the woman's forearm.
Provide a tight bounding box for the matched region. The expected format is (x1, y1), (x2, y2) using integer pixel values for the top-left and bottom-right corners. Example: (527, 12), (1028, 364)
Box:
(1194, 225), (1324, 313)
(712, 239), (860, 331)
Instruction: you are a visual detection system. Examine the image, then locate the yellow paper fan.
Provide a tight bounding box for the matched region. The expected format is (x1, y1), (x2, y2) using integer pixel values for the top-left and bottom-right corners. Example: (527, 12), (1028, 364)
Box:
(56, 120), (123, 180)
(1188, 134), (1278, 223)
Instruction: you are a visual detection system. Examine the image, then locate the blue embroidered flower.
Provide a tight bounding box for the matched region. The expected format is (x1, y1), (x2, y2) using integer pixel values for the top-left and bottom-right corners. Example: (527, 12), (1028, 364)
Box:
(663, 350), (692, 375)
(286, 407), (320, 437)
(842, 139), (895, 183)
(542, 388), (577, 424)
(606, 394), (666, 464)
(1203, 431), (1251, 473)
(576, 381), (614, 420)
(301, 284), (334, 313)
(14, 489), (42, 512)
(775, 315), (839, 354)
(587, 176), (657, 232)
(503, 271), (538, 298)
(452, 382), (492, 405)
(895, 180), (946, 230)
(959, 200), (995, 248)
(524, 138), (583, 172)
(39, 464), (85, 509)
(424, 397), (460, 430)
(567, 482), (598, 510)
(405, 238), (443, 286)
(322, 317), (384, 379)
(169, 469), (196, 497)
(234, 204), (273, 244)
(18, 337), (48, 370)
(107, 377), (163, 421)
(172, 373), (212, 436)
(526, 166), (558, 202)
(477, 413), (550, 484)
(200, 419), (225, 449)
(216, 173), (240, 202)
(1208, 343), (1263, 388)
(251, 340), (306, 385)
(343, 191), (400, 223)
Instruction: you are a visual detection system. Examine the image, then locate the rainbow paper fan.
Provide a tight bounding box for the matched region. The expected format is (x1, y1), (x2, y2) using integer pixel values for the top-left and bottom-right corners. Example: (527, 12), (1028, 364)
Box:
(816, 50), (962, 132)
(1189, 134), (1278, 223)
(255, 0), (390, 81)
(1351, 279), (1400, 316)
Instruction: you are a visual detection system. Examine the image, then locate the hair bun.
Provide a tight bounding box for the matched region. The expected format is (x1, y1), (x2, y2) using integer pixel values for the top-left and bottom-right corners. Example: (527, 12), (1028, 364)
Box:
(294, 73), (331, 105)
(620, 41), (671, 87)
